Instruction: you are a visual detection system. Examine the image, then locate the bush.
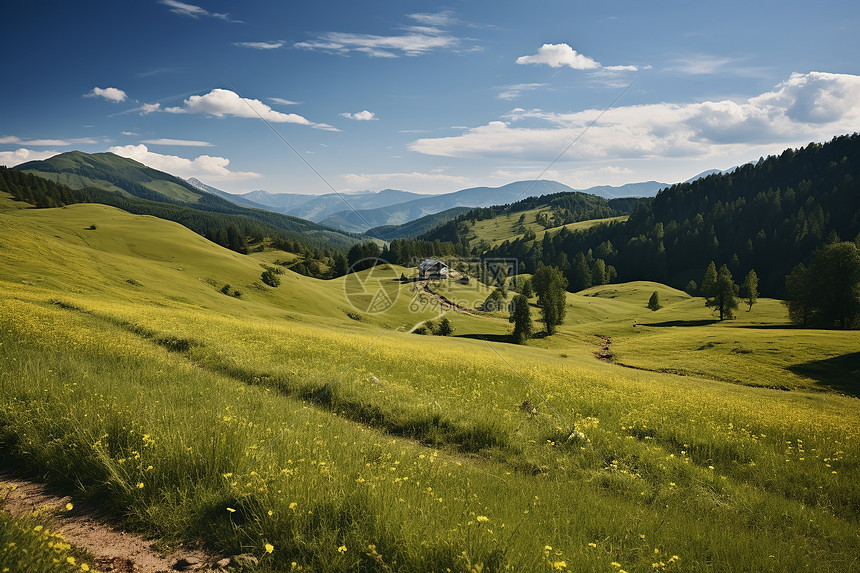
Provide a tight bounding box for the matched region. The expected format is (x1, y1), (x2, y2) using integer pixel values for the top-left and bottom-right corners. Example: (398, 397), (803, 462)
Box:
(261, 270), (281, 287)
(647, 291), (662, 311)
(437, 317), (454, 336)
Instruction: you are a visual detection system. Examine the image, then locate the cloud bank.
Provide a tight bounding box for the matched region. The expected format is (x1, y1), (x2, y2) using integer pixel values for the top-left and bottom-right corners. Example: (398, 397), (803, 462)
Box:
(108, 144), (260, 181)
(410, 72), (860, 161)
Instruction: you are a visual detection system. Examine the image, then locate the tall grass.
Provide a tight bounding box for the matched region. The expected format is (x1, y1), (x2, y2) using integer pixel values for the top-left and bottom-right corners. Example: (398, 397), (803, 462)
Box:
(1, 290), (858, 571)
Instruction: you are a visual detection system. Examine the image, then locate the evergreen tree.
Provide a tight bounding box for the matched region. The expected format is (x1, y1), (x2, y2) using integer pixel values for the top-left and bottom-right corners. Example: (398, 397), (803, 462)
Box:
(532, 265), (568, 335)
(509, 294), (533, 344)
(701, 261), (717, 298)
(807, 241), (860, 328)
(784, 263), (813, 327)
(647, 291), (662, 311)
(520, 278), (534, 298)
(706, 264), (739, 320)
(742, 269), (759, 311)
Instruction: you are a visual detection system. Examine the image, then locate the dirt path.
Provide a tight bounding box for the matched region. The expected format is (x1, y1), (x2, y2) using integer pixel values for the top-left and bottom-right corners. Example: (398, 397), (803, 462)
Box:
(0, 471), (223, 572)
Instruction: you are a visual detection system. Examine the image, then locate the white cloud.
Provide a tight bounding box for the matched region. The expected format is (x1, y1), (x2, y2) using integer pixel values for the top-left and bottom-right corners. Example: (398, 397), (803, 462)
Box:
(140, 103), (161, 114)
(122, 131), (138, 136)
(0, 135), (98, 146)
(410, 72), (860, 162)
(108, 144), (260, 181)
(497, 83), (547, 100)
(312, 123), (340, 132)
(516, 43), (637, 72)
(0, 148), (62, 166)
(340, 110), (377, 121)
(86, 87), (128, 103)
(269, 97), (300, 105)
(159, 0), (238, 22)
(141, 138), (214, 147)
(164, 89), (315, 125)
(233, 41), (284, 50)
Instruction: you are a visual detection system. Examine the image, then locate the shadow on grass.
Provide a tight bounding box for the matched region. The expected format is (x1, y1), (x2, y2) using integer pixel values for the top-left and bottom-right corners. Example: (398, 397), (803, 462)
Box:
(456, 333), (514, 343)
(787, 352), (860, 397)
(639, 319), (720, 327)
(731, 324), (798, 330)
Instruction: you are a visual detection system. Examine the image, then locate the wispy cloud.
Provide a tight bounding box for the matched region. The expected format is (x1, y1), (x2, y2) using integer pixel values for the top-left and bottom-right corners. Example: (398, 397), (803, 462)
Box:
(295, 12), (462, 58)
(340, 110), (377, 121)
(141, 138), (214, 147)
(497, 83), (547, 100)
(233, 41), (284, 50)
(516, 43), (638, 72)
(411, 72), (860, 162)
(85, 86), (128, 103)
(269, 97), (300, 106)
(159, 0), (240, 22)
(665, 54), (765, 77)
(0, 135), (98, 146)
(109, 144), (259, 181)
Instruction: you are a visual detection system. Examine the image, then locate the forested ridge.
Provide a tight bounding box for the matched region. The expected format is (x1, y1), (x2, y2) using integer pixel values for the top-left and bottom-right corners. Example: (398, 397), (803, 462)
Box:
(478, 134), (860, 296)
(0, 167), (352, 255)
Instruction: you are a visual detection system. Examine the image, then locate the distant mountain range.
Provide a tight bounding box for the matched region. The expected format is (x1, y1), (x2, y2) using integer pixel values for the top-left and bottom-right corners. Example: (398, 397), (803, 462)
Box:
(199, 179), (673, 234)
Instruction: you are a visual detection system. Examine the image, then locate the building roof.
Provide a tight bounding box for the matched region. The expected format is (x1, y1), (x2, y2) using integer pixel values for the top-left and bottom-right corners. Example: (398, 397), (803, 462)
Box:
(417, 259), (448, 271)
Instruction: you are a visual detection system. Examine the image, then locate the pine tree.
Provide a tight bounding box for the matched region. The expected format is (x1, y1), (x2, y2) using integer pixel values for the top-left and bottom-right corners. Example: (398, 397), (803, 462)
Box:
(509, 294), (533, 344)
(701, 261), (717, 298)
(706, 264), (739, 320)
(532, 265), (568, 335)
(647, 291), (662, 311)
(742, 269), (759, 311)
(520, 278), (534, 298)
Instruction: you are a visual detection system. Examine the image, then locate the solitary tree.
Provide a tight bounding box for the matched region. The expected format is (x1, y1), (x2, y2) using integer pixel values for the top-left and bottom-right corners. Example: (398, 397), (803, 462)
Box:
(509, 294), (533, 344)
(701, 261), (718, 298)
(532, 265), (568, 335)
(705, 264), (739, 320)
(741, 269), (759, 311)
(647, 291), (662, 311)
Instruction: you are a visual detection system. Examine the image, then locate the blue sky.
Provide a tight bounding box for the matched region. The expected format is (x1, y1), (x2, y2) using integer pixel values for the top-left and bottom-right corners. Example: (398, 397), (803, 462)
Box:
(2, 1), (859, 195)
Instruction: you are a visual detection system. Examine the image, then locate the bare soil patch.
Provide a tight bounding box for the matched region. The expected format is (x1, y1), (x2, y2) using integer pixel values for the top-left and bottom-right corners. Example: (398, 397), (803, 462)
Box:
(0, 471), (222, 572)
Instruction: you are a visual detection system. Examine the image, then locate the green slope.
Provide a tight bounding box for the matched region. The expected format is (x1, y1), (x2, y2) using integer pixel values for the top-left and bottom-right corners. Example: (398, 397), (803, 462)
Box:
(18, 150), (201, 202)
(12, 152), (359, 250)
(1, 193), (859, 572)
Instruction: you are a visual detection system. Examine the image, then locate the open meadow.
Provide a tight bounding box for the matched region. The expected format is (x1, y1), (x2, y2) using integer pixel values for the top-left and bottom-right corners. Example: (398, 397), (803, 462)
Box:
(1, 195), (859, 572)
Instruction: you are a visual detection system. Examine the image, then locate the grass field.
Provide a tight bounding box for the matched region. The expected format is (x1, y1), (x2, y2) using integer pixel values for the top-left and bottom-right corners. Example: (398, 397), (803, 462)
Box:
(1, 194), (858, 572)
(464, 209), (627, 248)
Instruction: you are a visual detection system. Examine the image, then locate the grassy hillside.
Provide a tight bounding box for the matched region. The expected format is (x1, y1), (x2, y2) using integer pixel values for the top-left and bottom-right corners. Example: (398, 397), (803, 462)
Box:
(468, 209), (628, 248)
(17, 150), (201, 202)
(365, 206), (472, 241)
(10, 153), (359, 251)
(1, 194), (858, 572)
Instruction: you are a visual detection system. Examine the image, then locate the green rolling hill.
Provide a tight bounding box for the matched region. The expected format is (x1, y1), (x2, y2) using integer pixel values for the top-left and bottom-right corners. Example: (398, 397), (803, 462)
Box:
(7, 152), (361, 251)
